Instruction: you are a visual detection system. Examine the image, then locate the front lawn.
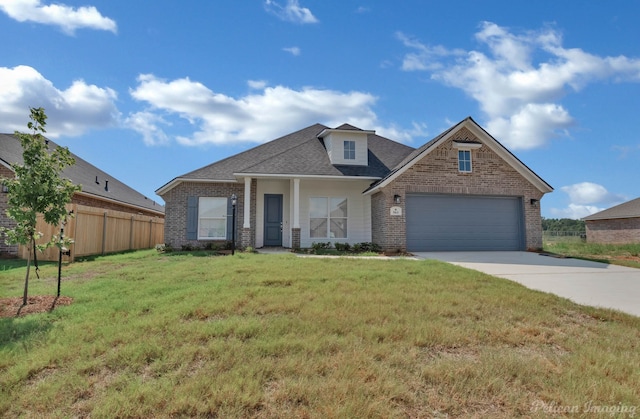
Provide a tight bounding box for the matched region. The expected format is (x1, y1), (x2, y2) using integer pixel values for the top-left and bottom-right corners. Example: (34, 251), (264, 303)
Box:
(1, 250), (639, 417)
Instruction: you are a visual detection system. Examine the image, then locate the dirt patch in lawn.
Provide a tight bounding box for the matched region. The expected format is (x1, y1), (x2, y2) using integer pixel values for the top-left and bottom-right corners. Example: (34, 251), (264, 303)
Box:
(0, 295), (73, 318)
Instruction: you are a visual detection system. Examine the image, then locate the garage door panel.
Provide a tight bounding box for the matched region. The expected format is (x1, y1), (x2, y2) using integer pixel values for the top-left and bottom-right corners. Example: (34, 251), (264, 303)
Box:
(406, 194), (524, 251)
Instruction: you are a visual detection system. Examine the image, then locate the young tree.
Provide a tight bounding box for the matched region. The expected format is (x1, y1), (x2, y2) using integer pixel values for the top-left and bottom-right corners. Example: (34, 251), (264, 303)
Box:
(0, 108), (80, 306)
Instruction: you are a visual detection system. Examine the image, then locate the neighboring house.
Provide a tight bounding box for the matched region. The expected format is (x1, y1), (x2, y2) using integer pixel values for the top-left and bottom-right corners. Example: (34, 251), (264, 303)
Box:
(157, 117), (553, 252)
(583, 198), (640, 244)
(0, 133), (164, 258)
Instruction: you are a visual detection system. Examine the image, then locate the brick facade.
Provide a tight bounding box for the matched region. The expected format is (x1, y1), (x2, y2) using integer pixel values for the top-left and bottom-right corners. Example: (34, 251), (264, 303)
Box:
(371, 127), (544, 252)
(160, 180), (257, 250)
(71, 194), (163, 218)
(585, 218), (640, 244)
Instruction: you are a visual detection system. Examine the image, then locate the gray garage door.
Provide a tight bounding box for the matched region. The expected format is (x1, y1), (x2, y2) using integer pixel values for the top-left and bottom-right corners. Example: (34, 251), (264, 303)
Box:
(406, 194), (524, 251)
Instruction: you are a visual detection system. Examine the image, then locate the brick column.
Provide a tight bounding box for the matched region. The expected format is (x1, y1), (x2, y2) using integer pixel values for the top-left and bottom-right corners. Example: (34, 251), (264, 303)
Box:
(241, 227), (253, 249)
(291, 228), (301, 250)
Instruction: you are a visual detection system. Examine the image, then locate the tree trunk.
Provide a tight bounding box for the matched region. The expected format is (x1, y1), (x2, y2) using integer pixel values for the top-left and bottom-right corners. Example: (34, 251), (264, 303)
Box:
(23, 237), (33, 306)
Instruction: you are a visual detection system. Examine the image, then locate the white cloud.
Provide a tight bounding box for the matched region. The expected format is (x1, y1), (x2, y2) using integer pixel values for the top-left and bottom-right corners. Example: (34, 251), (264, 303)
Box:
(550, 182), (627, 219)
(560, 182), (625, 205)
(264, 0), (318, 24)
(0, 65), (119, 137)
(129, 74), (425, 146)
(398, 22), (640, 150)
(0, 0), (117, 35)
(549, 203), (605, 220)
(125, 112), (170, 146)
(247, 80), (268, 90)
(283, 46), (301, 56)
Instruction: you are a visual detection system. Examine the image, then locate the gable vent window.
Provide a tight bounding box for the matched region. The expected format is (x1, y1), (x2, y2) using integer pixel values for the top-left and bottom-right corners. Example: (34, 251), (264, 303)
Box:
(458, 150), (472, 172)
(344, 140), (355, 160)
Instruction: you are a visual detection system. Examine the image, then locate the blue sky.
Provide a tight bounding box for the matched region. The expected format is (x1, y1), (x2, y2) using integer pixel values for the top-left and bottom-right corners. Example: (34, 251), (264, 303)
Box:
(1, 0), (639, 219)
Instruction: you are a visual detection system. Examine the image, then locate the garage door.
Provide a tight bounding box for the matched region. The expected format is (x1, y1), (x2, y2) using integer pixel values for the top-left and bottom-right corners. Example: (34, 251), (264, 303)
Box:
(406, 194), (524, 251)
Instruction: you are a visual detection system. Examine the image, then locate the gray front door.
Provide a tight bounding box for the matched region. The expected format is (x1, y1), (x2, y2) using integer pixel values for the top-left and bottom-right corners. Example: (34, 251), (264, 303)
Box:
(264, 194), (283, 246)
(406, 194), (524, 251)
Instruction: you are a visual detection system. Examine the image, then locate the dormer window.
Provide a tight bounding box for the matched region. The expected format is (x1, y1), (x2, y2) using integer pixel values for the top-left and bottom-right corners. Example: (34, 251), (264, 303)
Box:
(344, 140), (355, 160)
(318, 125), (374, 166)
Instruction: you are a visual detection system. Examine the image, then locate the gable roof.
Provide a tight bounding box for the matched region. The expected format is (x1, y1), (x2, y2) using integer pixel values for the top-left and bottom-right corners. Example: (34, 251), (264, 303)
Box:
(0, 133), (164, 215)
(364, 117), (554, 195)
(156, 123), (414, 195)
(583, 197), (640, 221)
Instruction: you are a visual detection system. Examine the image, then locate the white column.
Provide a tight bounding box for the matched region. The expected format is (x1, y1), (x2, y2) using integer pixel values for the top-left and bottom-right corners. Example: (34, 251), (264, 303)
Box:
(243, 177), (251, 228)
(293, 178), (300, 228)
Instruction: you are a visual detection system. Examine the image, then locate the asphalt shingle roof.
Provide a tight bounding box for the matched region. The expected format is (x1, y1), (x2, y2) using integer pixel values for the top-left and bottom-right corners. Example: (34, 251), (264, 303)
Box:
(163, 123), (415, 185)
(0, 133), (164, 214)
(583, 197), (640, 221)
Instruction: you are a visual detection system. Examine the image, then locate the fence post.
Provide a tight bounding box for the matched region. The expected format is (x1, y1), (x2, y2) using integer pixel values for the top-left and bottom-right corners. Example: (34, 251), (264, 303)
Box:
(149, 218), (153, 248)
(102, 211), (107, 255)
(130, 215), (135, 250)
(68, 204), (77, 263)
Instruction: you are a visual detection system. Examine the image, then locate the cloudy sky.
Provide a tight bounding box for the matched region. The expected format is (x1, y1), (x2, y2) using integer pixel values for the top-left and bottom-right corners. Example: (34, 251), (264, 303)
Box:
(1, 0), (639, 218)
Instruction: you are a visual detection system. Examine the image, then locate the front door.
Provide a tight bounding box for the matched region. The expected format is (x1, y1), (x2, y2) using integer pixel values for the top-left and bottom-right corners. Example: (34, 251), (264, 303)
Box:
(264, 194), (283, 246)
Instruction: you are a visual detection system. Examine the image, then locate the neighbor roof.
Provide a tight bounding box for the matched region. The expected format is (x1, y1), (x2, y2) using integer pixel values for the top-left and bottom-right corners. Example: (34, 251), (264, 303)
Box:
(0, 133), (164, 215)
(583, 197), (640, 221)
(156, 123), (414, 195)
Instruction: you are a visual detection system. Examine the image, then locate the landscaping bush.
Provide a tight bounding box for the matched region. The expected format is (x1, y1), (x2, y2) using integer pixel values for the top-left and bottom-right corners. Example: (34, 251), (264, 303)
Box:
(334, 242), (351, 252)
(311, 242), (332, 252)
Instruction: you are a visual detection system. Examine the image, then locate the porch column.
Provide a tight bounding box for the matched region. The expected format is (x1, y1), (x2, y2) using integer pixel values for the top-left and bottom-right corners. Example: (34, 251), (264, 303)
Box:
(243, 176), (251, 228)
(293, 178), (300, 228)
(292, 178), (301, 249)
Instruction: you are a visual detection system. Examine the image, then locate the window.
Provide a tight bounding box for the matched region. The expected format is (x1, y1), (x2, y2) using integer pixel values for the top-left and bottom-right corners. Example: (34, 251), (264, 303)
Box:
(344, 140), (355, 160)
(198, 197), (227, 239)
(310, 197), (348, 238)
(458, 150), (472, 172)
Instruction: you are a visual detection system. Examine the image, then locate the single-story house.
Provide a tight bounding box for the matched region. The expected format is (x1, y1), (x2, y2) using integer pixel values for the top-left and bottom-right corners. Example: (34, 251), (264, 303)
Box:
(156, 117), (553, 252)
(583, 197), (640, 244)
(1, 133), (164, 258)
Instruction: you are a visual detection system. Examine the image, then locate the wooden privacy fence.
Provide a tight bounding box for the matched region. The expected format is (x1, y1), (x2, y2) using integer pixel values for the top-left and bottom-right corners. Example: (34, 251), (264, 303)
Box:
(18, 204), (164, 262)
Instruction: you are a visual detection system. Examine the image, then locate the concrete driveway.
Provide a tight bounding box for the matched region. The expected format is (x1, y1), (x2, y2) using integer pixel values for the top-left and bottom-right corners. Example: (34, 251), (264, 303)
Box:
(414, 251), (640, 317)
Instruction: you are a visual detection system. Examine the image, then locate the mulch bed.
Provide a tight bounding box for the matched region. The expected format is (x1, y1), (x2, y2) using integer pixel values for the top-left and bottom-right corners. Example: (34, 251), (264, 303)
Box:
(0, 295), (73, 318)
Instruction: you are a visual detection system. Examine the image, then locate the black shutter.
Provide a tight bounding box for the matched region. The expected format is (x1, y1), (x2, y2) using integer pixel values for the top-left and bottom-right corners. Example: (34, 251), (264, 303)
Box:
(186, 196), (198, 240)
(226, 197), (234, 241)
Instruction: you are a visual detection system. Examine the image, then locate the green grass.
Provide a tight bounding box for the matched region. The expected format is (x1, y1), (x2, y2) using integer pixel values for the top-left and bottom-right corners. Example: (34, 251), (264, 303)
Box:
(544, 240), (640, 269)
(2, 250), (640, 417)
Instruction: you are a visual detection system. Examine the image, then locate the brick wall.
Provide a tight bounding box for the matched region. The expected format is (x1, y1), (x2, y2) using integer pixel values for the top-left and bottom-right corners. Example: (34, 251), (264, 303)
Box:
(586, 218), (640, 244)
(71, 194), (163, 218)
(373, 127), (544, 251)
(160, 180), (257, 249)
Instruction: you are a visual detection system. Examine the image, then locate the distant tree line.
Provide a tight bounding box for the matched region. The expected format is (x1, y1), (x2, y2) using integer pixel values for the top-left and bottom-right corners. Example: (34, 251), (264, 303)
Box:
(541, 218), (585, 233)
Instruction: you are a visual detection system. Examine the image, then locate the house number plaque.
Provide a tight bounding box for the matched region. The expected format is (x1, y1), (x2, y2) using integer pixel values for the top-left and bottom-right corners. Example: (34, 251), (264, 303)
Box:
(390, 206), (402, 216)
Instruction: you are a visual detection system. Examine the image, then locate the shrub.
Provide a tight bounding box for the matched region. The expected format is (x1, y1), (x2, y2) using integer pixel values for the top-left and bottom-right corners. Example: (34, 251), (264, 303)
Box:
(204, 242), (222, 251)
(352, 242), (381, 253)
(311, 242), (332, 252)
(334, 242), (351, 252)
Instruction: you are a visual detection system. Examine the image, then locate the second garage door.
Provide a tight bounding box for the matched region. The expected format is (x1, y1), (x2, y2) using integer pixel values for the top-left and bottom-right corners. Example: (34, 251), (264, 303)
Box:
(406, 194), (524, 251)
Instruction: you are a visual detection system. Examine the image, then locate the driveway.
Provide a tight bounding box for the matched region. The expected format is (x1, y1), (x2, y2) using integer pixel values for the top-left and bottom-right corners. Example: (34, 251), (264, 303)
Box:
(414, 251), (640, 317)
